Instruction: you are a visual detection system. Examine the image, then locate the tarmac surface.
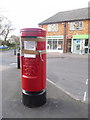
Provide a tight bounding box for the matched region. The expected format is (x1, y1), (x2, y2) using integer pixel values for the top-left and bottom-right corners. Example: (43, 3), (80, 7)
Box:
(47, 52), (88, 102)
(1, 50), (88, 118)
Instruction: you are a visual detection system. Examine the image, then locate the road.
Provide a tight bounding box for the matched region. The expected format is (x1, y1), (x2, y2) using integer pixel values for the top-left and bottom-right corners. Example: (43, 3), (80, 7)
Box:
(47, 54), (88, 102)
(1, 50), (88, 102)
(0, 50), (88, 118)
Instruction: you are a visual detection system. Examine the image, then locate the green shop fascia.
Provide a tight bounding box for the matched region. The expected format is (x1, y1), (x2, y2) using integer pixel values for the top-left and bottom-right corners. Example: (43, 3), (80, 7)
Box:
(71, 34), (90, 54)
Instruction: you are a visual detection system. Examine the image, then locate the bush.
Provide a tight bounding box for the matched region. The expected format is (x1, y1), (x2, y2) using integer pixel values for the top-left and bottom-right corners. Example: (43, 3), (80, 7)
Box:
(9, 43), (16, 47)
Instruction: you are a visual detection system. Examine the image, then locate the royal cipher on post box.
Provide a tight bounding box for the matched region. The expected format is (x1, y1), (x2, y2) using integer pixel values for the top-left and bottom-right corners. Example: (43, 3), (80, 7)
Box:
(20, 28), (46, 108)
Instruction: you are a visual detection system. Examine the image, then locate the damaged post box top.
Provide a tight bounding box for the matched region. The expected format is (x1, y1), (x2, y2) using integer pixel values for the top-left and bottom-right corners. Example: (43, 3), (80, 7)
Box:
(20, 28), (46, 37)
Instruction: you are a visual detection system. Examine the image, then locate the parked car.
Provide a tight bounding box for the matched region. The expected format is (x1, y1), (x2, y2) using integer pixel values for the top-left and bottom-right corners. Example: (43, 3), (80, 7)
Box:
(0, 45), (8, 49)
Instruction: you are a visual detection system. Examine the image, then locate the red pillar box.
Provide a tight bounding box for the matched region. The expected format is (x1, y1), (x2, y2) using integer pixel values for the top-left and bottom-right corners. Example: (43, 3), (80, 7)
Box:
(20, 28), (46, 108)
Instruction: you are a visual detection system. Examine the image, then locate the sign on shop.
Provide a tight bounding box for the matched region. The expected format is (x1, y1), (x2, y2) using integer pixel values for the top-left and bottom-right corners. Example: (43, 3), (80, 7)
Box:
(46, 36), (63, 39)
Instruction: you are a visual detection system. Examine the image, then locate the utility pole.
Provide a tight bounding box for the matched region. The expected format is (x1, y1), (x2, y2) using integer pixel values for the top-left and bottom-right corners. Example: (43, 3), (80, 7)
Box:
(63, 23), (67, 53)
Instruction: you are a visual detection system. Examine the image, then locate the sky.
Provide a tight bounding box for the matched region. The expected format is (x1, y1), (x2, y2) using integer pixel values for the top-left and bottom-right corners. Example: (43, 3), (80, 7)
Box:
(0, 0), (89, 36)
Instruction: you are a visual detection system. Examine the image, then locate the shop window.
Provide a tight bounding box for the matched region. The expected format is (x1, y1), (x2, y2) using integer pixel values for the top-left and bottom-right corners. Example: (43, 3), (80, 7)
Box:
(76, 44), (80, 50)
(53, 40), (57, 50)
(47, 39), (63, 50)
(70, 21), (83, 30)
(58, 40), (63, 50)
(85, 39), (88, 46)
(85, 48), (88, 53)
(47, 40), (53, 50)
(76, 39), (80, 43)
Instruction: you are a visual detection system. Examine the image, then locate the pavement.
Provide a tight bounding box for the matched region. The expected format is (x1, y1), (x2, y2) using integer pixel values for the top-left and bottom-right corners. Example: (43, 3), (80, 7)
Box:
(0, 50), (89, 118)
(47, 52), (88, 59)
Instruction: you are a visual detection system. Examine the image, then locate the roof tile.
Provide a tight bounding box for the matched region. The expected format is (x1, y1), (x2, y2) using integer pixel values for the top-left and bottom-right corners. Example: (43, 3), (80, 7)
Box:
(39, 7), (89, 25)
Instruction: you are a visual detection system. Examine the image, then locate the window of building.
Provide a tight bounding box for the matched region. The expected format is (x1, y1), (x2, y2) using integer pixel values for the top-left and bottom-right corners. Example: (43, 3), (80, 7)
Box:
(58, 40), (63, 50)
(48, 24), (58, 32)
(53, 40), (57, 50)
(47, 40), (53, 49)
(70, 21), (83, 30)
(85, 39), (88, 46)
(47, 39), (63, 50)
(76, 44), (80, 50)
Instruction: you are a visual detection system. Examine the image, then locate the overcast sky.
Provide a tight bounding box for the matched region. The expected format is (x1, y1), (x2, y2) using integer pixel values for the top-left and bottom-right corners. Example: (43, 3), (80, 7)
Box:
(0, 0), (89, 35)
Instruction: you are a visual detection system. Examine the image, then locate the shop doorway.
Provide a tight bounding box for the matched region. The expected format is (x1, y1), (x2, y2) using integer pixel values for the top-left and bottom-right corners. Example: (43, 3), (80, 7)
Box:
(67, 39), (71, 52)
(73, 39), (85, 54)
(73, 39), (81, 54)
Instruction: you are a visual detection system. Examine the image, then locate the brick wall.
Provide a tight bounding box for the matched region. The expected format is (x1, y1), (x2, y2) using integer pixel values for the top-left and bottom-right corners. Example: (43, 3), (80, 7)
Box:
(39, 20), (89, 52)
(68, 20), (88, 35)
(39, 20), (89, 36)
(39, 23), (64, 36)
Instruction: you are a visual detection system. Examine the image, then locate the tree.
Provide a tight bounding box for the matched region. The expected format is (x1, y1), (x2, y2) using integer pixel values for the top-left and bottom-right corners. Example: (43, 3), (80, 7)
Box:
(0, 15), (14, 41)
(9, 35), (20, 44)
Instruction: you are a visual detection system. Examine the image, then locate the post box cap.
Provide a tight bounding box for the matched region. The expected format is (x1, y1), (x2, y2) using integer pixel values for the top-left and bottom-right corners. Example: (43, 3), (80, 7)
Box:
(20, 28), (46, 37)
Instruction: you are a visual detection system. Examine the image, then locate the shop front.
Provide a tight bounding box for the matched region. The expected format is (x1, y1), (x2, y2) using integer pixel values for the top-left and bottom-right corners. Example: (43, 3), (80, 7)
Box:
(71, 35), (90, 54)
(46, 36), (63, 53)
(66, 35), (72, 53)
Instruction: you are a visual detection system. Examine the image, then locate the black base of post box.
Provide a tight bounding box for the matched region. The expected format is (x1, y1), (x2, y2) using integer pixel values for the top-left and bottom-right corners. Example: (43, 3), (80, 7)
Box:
(22, 89), (46, 108)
